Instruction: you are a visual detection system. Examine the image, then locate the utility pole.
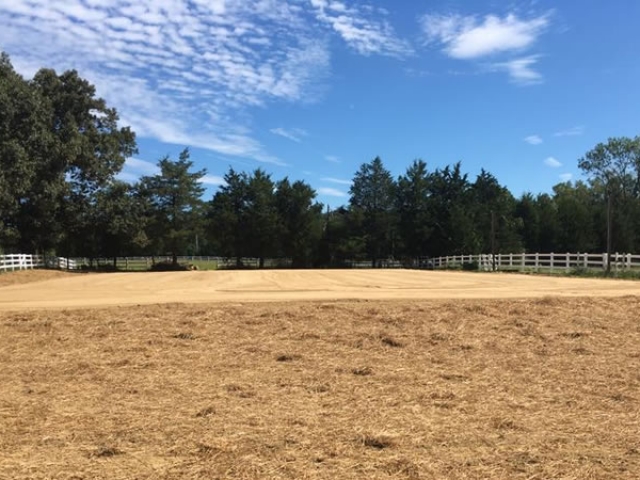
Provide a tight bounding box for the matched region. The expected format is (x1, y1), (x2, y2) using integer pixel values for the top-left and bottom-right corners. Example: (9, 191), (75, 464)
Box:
(491, 210), (496, 271)
(606, 192), (612, 275)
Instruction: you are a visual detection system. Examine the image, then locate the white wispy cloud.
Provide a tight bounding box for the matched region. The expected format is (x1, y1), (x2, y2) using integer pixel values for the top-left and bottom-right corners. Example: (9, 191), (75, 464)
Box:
(493, 55), (543, 85)
(524, 135), (543, 145)
(200, 174), (226, 186)
(115, 171), (142, 183)
(310, 0), (413, 58)
(420, 12), (550, 59)
(559, 173), (573, 182)
(116, 157), (158, 183)
(321, 177), (352, 185)
(325, 155), (340, 163)
(270, 127), (308, 143)
(123, 157), (159, 175)
(0, 0), (340, 165)
(317, 186), (348, 198)
(117, 157), (225, 186)
(554, 126), (585, 137)
(544, 157), (562, 168)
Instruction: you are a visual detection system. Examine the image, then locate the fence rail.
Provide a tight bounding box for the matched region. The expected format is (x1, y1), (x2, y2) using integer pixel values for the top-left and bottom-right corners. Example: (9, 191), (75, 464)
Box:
(430, 252), (640, 272)
(0, 254), (77, 272)
(3, 252), (639, 273)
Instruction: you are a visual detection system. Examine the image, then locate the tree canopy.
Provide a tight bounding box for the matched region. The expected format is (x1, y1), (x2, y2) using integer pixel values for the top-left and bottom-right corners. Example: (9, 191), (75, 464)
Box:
(2, 51), (640, 267)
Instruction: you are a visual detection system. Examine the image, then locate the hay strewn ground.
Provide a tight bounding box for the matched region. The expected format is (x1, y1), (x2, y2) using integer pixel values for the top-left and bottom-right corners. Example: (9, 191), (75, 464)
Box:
(1, 297), (639, 479)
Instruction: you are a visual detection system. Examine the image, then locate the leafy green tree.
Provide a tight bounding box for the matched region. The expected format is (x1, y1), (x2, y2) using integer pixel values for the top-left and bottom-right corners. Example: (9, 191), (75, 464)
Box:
(140, 149), (205, 265)
(97, 181), (149, 265)
(35, 67), (136, 253)
(426, 163), (474, 256)
(553, 181), (597, 252)
(275, 178), (323, 267)
(244, 170), (280, 268)
(317, 207), (366, 266)
(208, 168), (249, 264)
(396, 160), (432, 260)
(515, 193), (540, 253)
(208, 168), (281, 268)
(0, 53), (136, 254)
(471, 169), (521, 254)
(578, 137), (640, 271)
(349, 157), (397, 267)
(535, 194), (560, 253)
(0, 53), (50, 250)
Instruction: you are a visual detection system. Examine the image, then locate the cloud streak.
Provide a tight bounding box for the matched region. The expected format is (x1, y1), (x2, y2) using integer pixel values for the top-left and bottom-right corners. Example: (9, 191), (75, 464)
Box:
(493, 56), (543, 85)
(1, 0), (405, 165)
(554, 126), (585, 137)
(311, 0), (413, 58)
(317, 186), (348, 198)
(420, 11), (550, 83)
(524, 135), (543, 145)
(544, 157), (562, 168)
(321, 177), (352, 185)
(420, 12), (550, 59)
(270, 127), (308, 143)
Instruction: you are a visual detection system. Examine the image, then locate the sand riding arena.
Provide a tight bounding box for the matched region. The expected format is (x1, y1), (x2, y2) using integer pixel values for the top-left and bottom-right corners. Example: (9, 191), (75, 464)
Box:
(1, 269), (639, 479)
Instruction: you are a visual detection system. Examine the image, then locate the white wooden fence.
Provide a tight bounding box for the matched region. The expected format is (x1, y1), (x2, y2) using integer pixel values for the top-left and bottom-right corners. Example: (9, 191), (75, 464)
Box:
(431, 252), (640, 272)
(0, 254), (77, 272)
(3, 252), (638, 273)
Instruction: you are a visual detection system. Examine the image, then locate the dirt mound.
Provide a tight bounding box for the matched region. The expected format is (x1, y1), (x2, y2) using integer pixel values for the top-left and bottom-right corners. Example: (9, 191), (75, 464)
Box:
(0, 269), (76, 288)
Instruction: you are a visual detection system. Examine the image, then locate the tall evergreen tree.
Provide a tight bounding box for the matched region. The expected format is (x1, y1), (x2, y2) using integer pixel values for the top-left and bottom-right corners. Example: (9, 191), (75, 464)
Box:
(396, 160), (432, 260)
(275, 178), (323, 268)
(349, 157), (397, 267)
(140, 149), (205, 265)
(244, 169), (280, 268)
(208, 168), (249, 264)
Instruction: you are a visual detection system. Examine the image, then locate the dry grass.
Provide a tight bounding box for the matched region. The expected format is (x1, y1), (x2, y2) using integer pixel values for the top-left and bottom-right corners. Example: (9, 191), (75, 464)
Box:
(0, 269), (76, 287)
(1, 297), (640, 479)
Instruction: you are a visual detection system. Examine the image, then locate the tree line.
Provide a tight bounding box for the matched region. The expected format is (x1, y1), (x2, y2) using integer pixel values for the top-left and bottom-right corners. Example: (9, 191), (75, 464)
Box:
(2, 53), (640, 268)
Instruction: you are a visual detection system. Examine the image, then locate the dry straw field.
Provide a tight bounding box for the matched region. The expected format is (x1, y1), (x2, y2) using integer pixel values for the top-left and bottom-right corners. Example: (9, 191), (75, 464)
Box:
(1, 270), (640, 479)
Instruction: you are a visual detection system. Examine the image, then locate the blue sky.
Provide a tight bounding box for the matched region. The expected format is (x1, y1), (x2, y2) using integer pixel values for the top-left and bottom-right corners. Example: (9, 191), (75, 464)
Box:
(2, 0), (639, 206)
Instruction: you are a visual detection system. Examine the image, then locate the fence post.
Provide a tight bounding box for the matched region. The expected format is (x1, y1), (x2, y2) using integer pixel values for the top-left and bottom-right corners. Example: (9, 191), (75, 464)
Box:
(535, 253), (539, 270)
(602, 253), (607, 271)
(566, 253), (570, 270)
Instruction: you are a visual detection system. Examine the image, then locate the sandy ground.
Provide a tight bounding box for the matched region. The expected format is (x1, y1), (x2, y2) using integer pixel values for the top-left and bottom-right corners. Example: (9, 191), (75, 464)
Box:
(0, 269), (640, 310)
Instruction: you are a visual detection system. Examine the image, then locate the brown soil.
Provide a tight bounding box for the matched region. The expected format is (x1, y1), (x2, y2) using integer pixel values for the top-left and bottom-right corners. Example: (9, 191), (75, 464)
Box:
(0, 269), (76, 288)
(1, 297), (639, 479)
(1, 269), (640, 311)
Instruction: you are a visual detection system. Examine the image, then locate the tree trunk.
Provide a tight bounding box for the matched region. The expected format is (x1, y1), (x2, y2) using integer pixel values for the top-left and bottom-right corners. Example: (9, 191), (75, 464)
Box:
(259, 257), (265, 269)
(113, 256), (117, 269)
(172, 252), (178, 266)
